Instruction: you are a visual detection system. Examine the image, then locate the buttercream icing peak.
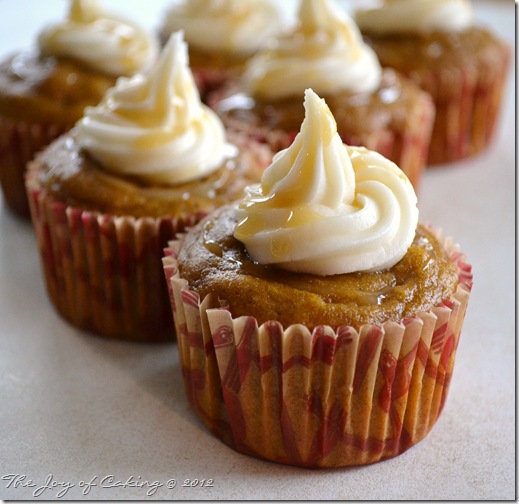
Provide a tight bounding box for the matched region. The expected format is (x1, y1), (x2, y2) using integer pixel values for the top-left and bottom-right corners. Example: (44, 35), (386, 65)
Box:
(101, 31), (200, 129)
(243, 0), (381, 99)
(298, 0), (354, 41)
(234, 89), (418, 276)
(68, 0), (101, 23)
(76, 31), (229, 186)
(260, 89), (354, 210)
(161, 0), (284, 56)
(38, 0), (158, 77)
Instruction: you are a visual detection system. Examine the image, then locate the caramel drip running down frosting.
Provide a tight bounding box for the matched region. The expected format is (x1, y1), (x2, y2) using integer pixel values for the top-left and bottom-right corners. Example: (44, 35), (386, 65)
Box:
(243, 0), (381, 100)
(76, 31), (234, 186)
(38, 0), (158, 76)
(234, 89), (419, 275)
(355, 0), (473, 35)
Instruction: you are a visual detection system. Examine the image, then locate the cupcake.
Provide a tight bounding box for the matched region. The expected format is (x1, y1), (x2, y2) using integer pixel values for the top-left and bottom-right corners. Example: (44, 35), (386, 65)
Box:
(25, 32), (270, 343)
(163, 89), (473, 467)
(0, 0), (159, 218)
(354, 0), (511, 165)
(158, 0), (286, 101)
(208, 0), (435, 191)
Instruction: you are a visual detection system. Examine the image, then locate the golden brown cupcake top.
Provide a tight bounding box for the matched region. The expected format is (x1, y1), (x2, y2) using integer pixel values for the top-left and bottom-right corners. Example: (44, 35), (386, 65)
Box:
(361, 28), (510, 73)
(177, 205), (458, 330)
(28, 32), (269, 218)
(354, 0), (509, 75)
(216, 68), (429, 135)
(29, 132), (261, 219)
(0, 52), (114, 122)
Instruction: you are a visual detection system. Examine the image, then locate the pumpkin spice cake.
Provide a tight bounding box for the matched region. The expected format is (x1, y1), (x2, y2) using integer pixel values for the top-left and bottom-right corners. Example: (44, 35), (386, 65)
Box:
(163, 89), (473, 467)
(25, 32), (270, 342)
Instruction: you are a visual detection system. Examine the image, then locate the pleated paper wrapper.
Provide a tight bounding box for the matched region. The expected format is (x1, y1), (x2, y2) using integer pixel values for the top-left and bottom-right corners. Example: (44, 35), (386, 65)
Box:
(0, 115), (72, 218)
(26, 188), (205, 343)
(418, 52), (510, 165)
(163, 234), (472, 467)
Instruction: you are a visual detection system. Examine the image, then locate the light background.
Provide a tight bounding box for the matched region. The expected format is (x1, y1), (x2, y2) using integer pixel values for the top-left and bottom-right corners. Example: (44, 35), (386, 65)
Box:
(0, 0), (515, 500)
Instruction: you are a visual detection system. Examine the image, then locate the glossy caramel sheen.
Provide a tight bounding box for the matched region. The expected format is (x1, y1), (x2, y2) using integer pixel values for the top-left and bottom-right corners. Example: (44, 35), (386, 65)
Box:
(30, 133), (263, 218)
(0, 51), (115, 123)
(214, 69), (426, 135)
(177, 205), (459, 330)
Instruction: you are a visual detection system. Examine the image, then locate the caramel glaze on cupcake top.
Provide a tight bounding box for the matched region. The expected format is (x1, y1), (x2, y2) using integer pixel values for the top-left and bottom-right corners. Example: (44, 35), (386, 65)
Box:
(0, 0), (158, 123)
(0, 53), (114, 123)
(177, 90), (459, 331)
(217, 69), (428, 141)
(31, 32), (264, 219)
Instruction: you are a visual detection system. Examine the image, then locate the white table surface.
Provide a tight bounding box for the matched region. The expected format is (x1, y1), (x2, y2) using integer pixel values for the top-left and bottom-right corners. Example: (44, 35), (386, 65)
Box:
(0, 0), (515, 500)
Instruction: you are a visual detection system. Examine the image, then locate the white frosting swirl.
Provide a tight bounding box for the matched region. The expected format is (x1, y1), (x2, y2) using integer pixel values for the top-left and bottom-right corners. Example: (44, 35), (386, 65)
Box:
(243, 0), (381, 100)
(76, 31), (232, 186)
(355, 0), (473, 35)
(234, 89), (419, 276)
(161, 0), (284, 56)
(38, 0), (158, 76)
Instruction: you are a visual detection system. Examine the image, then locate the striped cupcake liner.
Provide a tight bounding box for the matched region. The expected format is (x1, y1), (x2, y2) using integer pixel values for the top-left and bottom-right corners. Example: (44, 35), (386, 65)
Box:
(163, 232), (472, 467)
(26, 174), (204, 343)
(0, 115), (72, 218)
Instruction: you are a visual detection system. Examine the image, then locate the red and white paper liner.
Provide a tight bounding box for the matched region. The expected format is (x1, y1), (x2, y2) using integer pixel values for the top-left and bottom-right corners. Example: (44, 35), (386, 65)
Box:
(208, 91), (435, 192)
(26, 176), (205, 343)
(0, 115), (73, 218)
(163, 234), (472, 467)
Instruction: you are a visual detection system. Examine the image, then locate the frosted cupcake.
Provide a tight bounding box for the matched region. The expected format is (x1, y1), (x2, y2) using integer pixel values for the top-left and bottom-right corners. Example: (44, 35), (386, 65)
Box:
(0, 0), (159, 218)
(158, 0), (286, 101)
(25, 32), (270, 343)
(209, 0), (435, 190)
(355, 0), (511, 164)
(163, 89), (473, 467)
